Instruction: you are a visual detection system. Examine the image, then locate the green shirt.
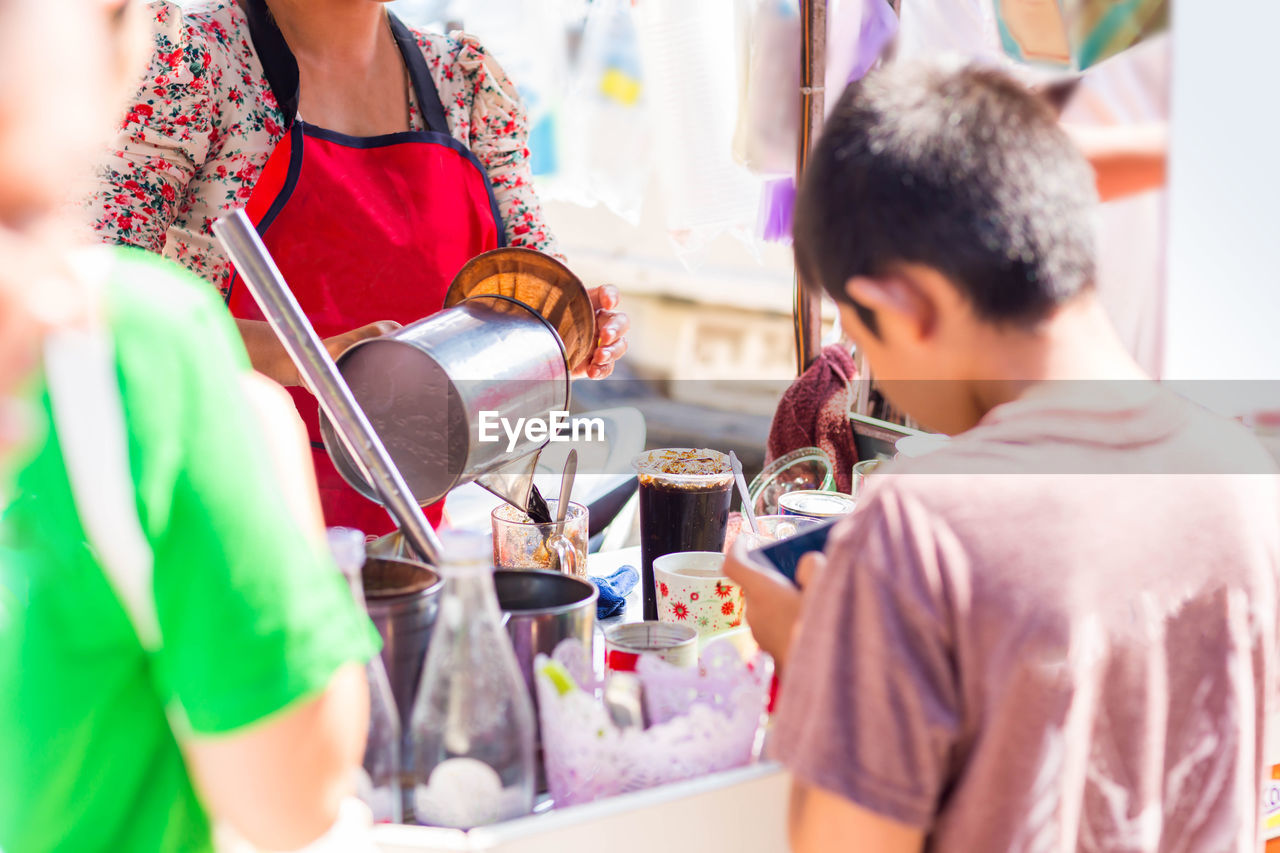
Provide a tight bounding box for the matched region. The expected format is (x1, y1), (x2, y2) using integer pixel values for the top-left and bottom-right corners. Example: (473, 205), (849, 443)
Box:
(0, 248), (377, 853)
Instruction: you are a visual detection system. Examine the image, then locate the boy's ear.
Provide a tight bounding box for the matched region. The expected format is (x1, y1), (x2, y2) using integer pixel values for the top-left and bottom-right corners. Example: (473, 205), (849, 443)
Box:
(844, 274), (937, 340)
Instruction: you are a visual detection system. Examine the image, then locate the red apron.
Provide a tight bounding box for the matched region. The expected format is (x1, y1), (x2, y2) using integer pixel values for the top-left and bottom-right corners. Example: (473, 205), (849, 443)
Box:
(228, 9), (505, 535)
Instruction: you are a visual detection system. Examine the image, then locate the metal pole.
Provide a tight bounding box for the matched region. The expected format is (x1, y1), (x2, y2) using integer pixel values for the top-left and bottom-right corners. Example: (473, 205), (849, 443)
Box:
(793, 0), (827, 375)
(213, 210), (443, 565)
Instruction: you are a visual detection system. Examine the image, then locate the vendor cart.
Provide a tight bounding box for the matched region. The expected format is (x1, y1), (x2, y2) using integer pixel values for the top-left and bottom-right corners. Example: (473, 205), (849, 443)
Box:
(370, 546), (790, 852)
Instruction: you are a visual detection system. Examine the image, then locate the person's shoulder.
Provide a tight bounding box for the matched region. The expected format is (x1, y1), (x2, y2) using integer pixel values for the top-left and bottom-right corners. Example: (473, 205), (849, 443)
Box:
(407, 25), (469, 63)
(1171, 393), (1279, 476)
(145, 1), (226, 55)
(824, 479), (965, 614)
(406, 25), (500, 80)
(839, 440), (1021, 555)
(121, 1), (246, 144)
(142, 0), (244, 79)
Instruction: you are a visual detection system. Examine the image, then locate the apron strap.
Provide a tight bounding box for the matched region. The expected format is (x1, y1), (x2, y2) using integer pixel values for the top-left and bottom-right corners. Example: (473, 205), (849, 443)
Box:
(44, 261), (161, 653)
(389, 13), (452, 136)
(242, 0), (301, 123)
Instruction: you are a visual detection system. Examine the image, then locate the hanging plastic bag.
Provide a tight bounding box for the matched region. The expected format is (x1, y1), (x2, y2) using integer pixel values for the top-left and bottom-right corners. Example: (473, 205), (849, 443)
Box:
(459, 0), (571, 131)
(734, 0), (898, 179)
(553, 0), (652, 225)
(826, 0), (900, 101)
(745, 0), (898, 243)
(732, 0), (803, 176)
(633, 0), (764, 261)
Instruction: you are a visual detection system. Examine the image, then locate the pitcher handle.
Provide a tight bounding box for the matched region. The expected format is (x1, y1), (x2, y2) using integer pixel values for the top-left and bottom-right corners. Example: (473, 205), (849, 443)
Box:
(549, 534), (583, 579)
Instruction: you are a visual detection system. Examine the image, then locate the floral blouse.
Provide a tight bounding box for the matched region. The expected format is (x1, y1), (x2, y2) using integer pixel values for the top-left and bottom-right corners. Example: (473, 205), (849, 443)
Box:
(88, 0), (559, 297)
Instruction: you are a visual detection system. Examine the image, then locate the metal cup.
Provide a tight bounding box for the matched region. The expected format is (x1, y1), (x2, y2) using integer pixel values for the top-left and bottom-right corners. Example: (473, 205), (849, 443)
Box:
(494, 569), (598, 707)
(495, 569), (597, 795)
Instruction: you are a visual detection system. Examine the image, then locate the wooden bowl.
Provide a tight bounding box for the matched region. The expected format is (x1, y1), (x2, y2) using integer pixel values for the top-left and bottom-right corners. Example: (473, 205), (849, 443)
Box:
(444, 247), (596, 373)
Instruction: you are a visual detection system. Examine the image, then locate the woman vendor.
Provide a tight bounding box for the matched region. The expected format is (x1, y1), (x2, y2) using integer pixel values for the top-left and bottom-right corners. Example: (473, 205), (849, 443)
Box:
(89, 0), (630, 532)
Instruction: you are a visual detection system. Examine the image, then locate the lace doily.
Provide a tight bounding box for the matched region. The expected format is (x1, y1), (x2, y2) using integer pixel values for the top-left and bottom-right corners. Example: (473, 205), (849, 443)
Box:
(534, 638), (773, 806)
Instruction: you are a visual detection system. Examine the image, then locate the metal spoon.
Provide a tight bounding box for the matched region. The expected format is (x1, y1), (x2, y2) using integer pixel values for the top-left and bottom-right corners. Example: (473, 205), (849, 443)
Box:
(602, 671), (647, 731)
(554, 449), (578, 535)
(729, 451), (759, 535)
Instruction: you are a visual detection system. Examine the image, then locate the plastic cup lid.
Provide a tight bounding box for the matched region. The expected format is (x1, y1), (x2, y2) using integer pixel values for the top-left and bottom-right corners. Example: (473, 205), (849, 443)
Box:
(633, 448), (733, 485)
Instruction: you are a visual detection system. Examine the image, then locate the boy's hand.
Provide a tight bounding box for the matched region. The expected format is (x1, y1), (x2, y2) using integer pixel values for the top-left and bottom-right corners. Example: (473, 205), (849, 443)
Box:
(723, 538), (828, 671)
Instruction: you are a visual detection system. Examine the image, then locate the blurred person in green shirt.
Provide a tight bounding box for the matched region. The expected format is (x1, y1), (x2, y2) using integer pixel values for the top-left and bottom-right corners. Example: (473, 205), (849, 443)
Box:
(0, 1), (377, 850)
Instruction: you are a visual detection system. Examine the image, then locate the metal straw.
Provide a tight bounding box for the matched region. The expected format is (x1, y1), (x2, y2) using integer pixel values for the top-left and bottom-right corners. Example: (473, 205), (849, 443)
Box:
(213, 209), (442, 565)
(729, 451), (759, 535)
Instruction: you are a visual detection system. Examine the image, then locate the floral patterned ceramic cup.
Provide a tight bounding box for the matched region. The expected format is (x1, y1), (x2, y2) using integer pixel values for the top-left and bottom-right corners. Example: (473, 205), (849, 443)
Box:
(653, 551), (745, 637)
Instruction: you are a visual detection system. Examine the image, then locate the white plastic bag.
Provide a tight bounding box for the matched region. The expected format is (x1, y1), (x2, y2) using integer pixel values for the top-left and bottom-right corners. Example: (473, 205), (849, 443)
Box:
(554, 0), (652, 225)
(732, 0), (802, 176)
(733, 0), (899, 178)
(633, 0), (764, 259)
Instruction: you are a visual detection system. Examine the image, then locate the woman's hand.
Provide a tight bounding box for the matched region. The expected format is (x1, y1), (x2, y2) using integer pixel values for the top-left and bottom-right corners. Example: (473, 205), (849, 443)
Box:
(580, 285), (629, 380)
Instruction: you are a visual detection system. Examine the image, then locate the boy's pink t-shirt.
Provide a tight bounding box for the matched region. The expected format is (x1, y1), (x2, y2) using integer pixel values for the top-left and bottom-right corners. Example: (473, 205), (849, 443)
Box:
(775, 383), (1280, 851)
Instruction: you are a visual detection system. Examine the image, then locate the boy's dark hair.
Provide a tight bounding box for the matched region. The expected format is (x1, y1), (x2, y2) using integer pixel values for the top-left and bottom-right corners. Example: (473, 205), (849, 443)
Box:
(793, 63), (1098, 332)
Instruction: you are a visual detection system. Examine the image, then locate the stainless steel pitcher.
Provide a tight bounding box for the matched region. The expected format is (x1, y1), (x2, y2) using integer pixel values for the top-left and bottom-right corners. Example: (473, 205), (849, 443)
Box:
(320, 294), (570, 512)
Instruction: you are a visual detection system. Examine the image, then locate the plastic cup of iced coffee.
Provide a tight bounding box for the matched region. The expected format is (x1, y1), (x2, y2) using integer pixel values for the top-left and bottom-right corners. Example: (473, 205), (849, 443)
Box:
(632, 448), (734, 621)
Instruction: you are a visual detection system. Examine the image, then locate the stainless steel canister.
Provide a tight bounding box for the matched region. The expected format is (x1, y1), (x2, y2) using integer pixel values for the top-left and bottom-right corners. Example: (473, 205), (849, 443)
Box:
(319, 294), (571, 509)
(494, 569), (597, 708)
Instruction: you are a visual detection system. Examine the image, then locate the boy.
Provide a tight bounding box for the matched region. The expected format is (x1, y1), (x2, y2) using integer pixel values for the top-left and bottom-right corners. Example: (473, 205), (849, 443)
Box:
(727, 63), (1280, 852)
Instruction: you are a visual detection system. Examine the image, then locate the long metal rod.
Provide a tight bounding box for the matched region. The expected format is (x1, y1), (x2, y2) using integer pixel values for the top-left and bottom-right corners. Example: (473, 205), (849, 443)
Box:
(213, 210), (442, 564)
(793, 0), (828, 375)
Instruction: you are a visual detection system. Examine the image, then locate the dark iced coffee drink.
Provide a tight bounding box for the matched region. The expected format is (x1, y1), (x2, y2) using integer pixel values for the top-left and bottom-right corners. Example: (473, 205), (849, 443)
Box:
(633, 449), (734, 621)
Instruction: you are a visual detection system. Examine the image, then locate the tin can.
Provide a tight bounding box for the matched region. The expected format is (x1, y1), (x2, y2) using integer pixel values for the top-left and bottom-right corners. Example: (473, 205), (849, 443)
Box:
(603, 621), (699, 672)
(778, 489), (857, 519)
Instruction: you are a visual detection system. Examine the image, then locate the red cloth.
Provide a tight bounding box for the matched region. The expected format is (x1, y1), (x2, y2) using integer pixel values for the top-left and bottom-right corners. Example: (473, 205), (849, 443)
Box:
(765, 344), (859, 494)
